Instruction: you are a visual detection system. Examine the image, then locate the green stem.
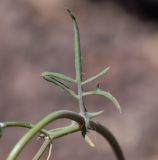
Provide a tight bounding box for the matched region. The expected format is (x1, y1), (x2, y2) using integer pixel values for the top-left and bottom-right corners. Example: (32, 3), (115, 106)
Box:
(32, 139), (51, 160)
(82, 67), (110, 85)
(49, 123), (80, 139)
(7, 110), (84, 160)
(67, 9), (86, 115)
(33, 124), (80, 160)
(42, 76), (78, 99)
(6, 114), (125, 160)
(42, 72), (76, 83)
(30, 121), (126, 160)
(90, 121), (125, 160)
(67, 9), (82, 81)
(2, 121), (49, 136)
(83, 90), (121, 113)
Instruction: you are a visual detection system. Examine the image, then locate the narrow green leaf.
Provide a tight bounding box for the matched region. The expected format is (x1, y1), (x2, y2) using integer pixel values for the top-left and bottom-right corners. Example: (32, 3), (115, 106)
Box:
(67, 9), (83, 82)
(42, 76), (78, 99)
(82, 67), (110, 85)
(83, 88), (121, 113)
(41, 72), (76, 83)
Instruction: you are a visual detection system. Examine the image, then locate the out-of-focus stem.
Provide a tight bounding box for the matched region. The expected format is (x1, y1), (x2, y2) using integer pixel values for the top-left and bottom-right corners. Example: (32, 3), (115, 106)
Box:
(90, 121), (125, 160)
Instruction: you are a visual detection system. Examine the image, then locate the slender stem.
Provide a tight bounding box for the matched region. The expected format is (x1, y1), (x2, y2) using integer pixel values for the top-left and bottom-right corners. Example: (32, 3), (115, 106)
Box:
(42, 72), (76, 83)
(67, 9), (82, 81)
(83, 90), (121, 113)
(32, 139), (51, 160)
(6, 112), (125, 160)
(49, 124), (80, 139)
(46, 142), (53, 160)
(26, 121), (126, 160)
(42, 76), (78, 99)
(7, 110), (85, 160)
(2, 121), (49, 136)
(90, 121), (125, 160)
(82, 67), (110, 85)
(33, 124), (80, 160)
(67, 9), (86, 114)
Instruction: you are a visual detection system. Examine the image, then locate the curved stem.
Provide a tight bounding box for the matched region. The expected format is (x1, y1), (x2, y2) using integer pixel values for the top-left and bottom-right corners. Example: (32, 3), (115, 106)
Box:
(33, 123), (80, 160)
(7, 110), (85, 160)
(32, 139), (51, 160)
(46, 142), (53, 160)
(50, 121), (125, 160)
(6, 116), (125, 160)
(2, 121), (49, 136)
(90, 121), (125, 160)
(32, 121), (125, 160)
(83, 90), (121, 113)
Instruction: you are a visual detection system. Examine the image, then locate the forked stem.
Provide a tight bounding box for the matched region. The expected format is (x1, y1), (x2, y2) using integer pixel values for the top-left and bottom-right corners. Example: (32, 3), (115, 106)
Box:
(5, 9), (124, 160)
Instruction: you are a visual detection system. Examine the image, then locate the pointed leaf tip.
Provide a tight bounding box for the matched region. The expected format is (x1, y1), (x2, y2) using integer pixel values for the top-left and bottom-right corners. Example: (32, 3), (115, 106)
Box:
(94, 87), (122, 113)
(66, 8), (76, 20)
(88, 110), (104, 119)
(85, 135), (95, 147)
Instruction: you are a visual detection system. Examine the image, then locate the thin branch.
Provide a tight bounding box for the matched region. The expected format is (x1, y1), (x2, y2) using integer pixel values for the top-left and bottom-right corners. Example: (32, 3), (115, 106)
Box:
(46, 142), (53, 160)
(43, 76), (78, 99)
(41, 72), (76, 83)
(82, 67), (110, 85)
(2, 121), (49, 136)
(83, 89), (121, 113)
(32, 138), (51, 160)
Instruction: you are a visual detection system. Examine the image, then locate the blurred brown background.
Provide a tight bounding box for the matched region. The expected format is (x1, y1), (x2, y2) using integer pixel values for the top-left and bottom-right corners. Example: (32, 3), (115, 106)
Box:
(0, 0), (158, 159)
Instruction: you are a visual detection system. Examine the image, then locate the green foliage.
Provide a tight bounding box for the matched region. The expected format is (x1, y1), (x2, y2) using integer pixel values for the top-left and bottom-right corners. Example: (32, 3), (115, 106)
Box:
(42, 9), (121, 114)
(0, 9), (125, 160)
